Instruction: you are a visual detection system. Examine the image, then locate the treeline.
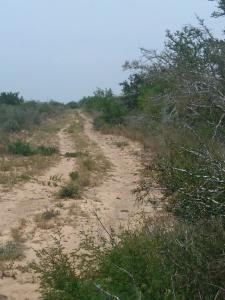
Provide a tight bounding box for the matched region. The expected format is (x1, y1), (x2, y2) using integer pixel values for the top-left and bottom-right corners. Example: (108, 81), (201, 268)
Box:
(34, 1), (225, 299)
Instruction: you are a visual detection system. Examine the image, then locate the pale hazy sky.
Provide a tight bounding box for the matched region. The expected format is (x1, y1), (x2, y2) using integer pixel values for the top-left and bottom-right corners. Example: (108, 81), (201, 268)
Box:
(0, 0), (223, 102)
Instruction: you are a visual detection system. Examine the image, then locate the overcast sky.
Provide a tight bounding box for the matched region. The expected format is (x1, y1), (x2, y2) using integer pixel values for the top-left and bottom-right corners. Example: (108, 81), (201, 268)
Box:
(0, 0), (223, 102)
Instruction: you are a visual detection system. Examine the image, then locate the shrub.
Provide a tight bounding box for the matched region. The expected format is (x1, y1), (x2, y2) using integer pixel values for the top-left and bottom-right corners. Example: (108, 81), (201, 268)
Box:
(7, 140), (34, 156)
(101, 100), (126, 125)
(36, 145), (58, 156)
(33, 219), (225, 300)
(0, 241), (24, 261)
(58, 184), (79, 198)
(82, 159), (96, 171)
(69, 171), (79, 181)
(7, 140), (58, 156)
(40, 209), (60, 221)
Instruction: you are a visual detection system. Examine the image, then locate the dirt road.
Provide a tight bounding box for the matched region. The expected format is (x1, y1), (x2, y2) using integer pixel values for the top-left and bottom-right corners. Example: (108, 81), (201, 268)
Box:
(0, 113), (152, 300)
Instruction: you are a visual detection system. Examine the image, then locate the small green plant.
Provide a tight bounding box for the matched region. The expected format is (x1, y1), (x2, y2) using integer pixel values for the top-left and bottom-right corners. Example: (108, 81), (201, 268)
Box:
(40, 209), (60, 221)
(7, 140), (34, 156)
(0, 241), (24, 261)
(58, 184), (79, 198)
(7, 140), (58, 156)
(69, 171), (79, 181)
(36, 145), (58, 156)
(65, 152), (82, 158)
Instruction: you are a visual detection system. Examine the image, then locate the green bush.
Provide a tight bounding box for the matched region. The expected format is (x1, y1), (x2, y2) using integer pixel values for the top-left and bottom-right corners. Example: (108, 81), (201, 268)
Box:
(7, 140), (34, 156)
(36, 145), (58, 156)
(0, 94), (65, 140)
(33, 219), (225, 300)
(58, 184), (79, 198)
(7, 140), (58, 157)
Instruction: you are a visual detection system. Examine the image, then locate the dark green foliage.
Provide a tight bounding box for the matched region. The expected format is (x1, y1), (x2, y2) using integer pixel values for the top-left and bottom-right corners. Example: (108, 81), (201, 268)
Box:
(7, 140), (34, 156)
(33, 241), (99, 300)
(34, 219), (225, 300)
(66, 101), (79, 109)
(80, 88), (126, 129)
(58, 184), (79, 198)
(101, 100), (126, 125)
(119, 73), (145, 109)
(0, 92), (24, 105)
(7, 140), (58, 156)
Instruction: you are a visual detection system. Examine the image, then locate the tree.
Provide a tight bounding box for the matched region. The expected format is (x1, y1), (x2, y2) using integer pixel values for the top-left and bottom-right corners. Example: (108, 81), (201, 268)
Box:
(0, 92), (24, 105)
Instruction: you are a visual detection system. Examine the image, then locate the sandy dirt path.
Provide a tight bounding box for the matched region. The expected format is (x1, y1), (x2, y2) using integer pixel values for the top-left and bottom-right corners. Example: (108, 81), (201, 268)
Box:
(0, 126), (76, 238)
(0, 124), (77, 300)
(0, 113), (154, 300)
(80, 114), (150, 233)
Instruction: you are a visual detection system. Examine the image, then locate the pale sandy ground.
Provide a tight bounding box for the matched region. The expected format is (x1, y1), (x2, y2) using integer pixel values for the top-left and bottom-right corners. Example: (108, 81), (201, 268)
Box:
(0, 113), (157, 300)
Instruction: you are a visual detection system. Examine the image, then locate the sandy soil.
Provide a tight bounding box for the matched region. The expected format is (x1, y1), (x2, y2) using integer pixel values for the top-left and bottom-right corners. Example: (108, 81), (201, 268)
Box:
(0, 113), (155, 300)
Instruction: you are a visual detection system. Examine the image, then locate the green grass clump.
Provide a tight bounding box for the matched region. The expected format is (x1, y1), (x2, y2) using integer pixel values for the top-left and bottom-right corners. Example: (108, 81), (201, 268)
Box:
(7, 140), (34, 156)
(0, 241), (24, 261)
(36, 145), (58, 156)
(7, 140), (58, 156)
(58, 184), (79, 198)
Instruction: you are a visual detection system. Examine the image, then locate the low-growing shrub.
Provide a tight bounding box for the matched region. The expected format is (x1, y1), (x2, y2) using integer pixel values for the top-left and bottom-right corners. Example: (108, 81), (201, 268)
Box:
(69, 171), (79, 181)
(36, 145), (58, 156)
(33, 218), (225, 300)
(82, 159), (96, 171)
(65, 152), (82, 158)
(58, 184), (79, 198)
(0, 241), (24, 261)
(7, 140), (34, 156)
(40, 209), (60, 221)
(7, 140), (58, 156)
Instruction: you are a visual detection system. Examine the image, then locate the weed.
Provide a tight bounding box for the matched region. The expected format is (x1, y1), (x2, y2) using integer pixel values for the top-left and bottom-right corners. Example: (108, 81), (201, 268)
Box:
(7, 140), (58, 156)
(0, 241), (24, 261)
(82, 159), (96, 171)
(36, 145), (58, 156)
(40, 209), (60, 221)
(58, 184), (80, 198)
(65, 152), (81, 158)
(7, 140), (34, 156)
(35, 209), (60, 230)
(114, 141), (129, 148)
(69, 171), (79, 181)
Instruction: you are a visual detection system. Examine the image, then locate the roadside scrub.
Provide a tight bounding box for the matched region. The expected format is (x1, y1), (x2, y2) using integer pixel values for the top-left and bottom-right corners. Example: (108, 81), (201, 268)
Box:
(33, 217), (225, 300)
